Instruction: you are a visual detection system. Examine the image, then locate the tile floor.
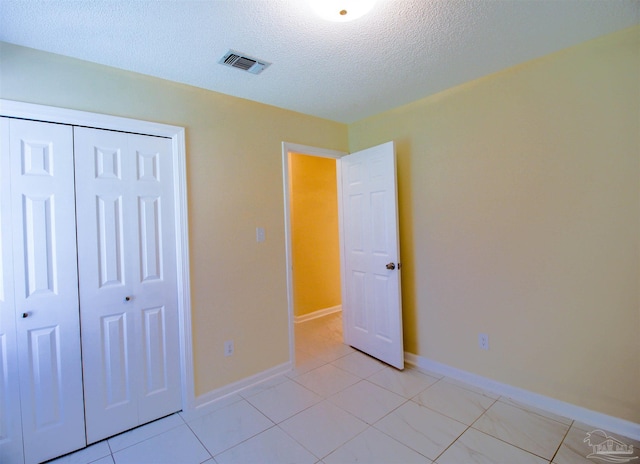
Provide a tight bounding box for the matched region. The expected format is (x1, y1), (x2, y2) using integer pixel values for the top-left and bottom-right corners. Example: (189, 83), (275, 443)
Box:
(50, 312), (639, 464)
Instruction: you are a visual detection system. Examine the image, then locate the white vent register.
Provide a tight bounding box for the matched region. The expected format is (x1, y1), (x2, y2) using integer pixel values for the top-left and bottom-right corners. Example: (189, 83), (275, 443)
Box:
(219, 50), (271, 74)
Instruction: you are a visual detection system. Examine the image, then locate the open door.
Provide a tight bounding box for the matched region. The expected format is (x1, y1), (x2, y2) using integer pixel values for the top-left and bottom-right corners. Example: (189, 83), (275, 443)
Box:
(339, 141), (404, 369)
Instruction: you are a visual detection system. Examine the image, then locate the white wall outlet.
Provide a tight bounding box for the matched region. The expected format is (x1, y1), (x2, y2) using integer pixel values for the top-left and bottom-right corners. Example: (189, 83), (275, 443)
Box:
(224, 340), (234, 356)
(478, 333), (489, 350)
(256, 227), (265, 243)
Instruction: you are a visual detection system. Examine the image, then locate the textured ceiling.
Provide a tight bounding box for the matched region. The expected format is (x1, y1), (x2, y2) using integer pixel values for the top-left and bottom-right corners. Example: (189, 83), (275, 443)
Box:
(1, 0), (639, 123)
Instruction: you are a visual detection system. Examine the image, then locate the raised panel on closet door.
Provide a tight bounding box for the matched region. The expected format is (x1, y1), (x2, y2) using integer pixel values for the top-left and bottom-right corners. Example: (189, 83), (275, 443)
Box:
(131, 132), (179, 425)
(8, 119), (86, 464)
(74, 127), (180, 444)
(0, 118), (23, 464)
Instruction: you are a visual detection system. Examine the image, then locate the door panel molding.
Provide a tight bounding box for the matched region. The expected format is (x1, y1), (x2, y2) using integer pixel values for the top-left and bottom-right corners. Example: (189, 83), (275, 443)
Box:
(75, 127), (180, 443)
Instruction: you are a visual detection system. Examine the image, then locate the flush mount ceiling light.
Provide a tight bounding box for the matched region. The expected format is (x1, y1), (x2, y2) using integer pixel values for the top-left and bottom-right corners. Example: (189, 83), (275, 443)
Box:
(309, 0), (377, 22)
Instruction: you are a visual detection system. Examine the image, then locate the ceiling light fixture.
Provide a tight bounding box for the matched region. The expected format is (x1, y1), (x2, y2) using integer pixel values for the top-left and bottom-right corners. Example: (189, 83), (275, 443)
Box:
(309, 0), (377, 22)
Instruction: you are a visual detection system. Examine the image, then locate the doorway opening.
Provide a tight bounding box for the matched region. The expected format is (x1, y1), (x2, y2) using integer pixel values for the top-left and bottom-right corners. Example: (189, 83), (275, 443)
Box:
(282, 143), (348, 369)
(283, 140), (405, 372)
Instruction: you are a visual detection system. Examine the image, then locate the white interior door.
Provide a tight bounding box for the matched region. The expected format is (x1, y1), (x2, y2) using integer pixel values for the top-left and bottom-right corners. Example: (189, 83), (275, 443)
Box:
(7, 119), (86, 463)
(74, 127), (181, 444)
(339, 141), (404, 369)
(0, 118), (23, 464)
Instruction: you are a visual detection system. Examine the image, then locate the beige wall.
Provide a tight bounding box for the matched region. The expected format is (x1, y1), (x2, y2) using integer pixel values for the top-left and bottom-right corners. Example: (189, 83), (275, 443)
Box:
(289, 153), (341, 317)
(349, 26), (640, 422)
(0, 42), (348, 396)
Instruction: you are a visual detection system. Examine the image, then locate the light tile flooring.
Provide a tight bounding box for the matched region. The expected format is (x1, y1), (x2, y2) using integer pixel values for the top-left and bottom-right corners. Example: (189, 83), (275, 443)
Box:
(50, 312), (639, 464)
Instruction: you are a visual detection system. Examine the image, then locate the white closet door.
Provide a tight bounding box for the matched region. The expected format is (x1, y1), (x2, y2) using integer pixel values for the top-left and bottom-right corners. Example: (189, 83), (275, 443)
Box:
(74, 127), (180, 444)
(8, 119), (86, 464)
(0, 118), (23, 464)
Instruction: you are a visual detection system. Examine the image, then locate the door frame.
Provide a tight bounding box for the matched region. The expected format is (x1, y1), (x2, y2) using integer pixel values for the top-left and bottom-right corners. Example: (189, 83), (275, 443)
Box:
(281, 142), (347, 365)
(0, 99), (195, 412)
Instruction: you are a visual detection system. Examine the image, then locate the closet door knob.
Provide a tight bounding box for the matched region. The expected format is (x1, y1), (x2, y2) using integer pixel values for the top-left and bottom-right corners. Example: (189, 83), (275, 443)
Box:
(124, 296), (132, 302)
(22, 312), (29, 318)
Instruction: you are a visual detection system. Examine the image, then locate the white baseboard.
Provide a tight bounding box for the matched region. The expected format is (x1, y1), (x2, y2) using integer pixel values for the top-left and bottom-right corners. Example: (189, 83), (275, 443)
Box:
(182, 361), (292, 421)
(294, 305), (342, 323)
(182, 349), (639, 442)
(405, 352), (640, 441)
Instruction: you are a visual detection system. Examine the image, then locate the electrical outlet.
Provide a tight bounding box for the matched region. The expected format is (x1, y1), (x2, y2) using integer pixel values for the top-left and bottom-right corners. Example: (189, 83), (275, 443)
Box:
(478, 333), (489, 350)
(256, 227), (265, 243)
(224, 340), (234, 356)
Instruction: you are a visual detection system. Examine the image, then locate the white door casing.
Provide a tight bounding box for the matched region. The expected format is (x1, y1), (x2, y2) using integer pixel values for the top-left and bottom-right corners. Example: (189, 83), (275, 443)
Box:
(0, 99), (193, 417)
(7, 119), (87, 463)
(74, 127), (181, 444)
(339, 141), (404, 369)
(0, 99), (192, 463)
(0, 118), (24, 464)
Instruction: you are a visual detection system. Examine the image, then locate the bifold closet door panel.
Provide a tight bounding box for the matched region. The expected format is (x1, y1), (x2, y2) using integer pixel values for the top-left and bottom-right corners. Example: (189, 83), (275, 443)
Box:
(8, 119), (86, 464)
(0, 118), (24, 464)
(74, 127), (181, 444)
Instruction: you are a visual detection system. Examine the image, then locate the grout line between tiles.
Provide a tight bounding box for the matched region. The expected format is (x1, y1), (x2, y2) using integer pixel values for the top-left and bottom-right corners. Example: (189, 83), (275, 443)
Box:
(104, 413), (187, 457)
(468, 398), (573, 462)
(318, 424), (373, 462)
(469, 424), (563, 462)
(369, 396), (442, 462)
(549, 419), (574, 463)
(430, 421), (472, 464)
(182, 416), (216, 462)
(423, 394), (498, 463)
(496, 396), (572, 426)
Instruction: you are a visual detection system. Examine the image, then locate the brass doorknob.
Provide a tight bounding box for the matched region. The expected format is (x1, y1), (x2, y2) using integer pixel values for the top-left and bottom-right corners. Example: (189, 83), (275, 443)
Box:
(386, 262), (396, 270)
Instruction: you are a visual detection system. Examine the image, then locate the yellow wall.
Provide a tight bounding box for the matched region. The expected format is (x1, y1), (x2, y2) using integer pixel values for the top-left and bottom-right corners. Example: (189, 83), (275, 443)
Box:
(0, 42), (348, 396)
(2, 24), (638, 423)
(349, 26), (640, 422)
(289, 153), (341, 317)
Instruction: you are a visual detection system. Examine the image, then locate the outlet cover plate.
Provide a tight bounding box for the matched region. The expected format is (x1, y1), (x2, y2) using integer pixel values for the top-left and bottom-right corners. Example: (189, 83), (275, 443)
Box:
(224, 340), (234, 356)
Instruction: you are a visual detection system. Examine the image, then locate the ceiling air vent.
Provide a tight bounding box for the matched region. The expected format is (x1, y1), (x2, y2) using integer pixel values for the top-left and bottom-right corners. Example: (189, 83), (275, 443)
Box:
(219, 50), (271, 75)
